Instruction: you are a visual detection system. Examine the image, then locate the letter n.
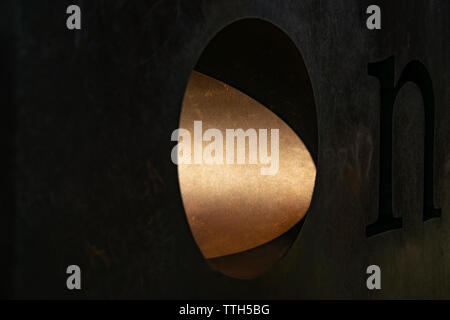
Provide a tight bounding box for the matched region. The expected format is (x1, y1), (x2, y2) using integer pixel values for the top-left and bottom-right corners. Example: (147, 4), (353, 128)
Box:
(366, 56), (441, 237)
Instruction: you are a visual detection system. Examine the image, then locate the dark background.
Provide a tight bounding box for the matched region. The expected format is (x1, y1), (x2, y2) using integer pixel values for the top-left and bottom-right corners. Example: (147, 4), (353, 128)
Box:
(1, 0), (449, 299)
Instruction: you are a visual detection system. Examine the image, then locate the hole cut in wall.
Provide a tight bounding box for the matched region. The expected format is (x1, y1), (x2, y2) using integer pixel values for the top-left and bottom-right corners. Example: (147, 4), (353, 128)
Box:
(177, 19), (318, 279)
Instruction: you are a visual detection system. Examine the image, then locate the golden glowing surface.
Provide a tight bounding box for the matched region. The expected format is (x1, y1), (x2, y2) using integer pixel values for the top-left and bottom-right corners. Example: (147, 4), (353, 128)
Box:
(178, 71), (316, 259)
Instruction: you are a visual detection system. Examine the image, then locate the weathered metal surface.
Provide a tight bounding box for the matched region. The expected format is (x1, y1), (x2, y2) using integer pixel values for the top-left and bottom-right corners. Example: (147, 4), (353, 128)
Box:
(2, 0), (449, 299)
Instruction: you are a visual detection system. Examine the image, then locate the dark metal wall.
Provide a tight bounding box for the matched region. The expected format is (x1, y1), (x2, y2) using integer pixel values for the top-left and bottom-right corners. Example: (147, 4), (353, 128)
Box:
(3, 0), (450, 298)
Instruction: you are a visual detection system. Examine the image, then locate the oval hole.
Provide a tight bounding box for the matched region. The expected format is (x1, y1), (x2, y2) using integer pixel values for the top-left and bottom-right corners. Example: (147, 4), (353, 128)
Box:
(177, 19), (318, 279)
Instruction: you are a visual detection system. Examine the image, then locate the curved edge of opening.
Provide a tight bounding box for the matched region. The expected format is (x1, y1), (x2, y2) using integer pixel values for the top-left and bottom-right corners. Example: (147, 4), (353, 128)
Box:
(179, 17), (319, 279)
